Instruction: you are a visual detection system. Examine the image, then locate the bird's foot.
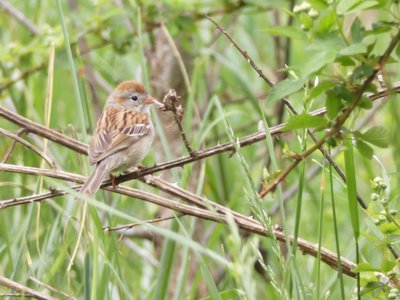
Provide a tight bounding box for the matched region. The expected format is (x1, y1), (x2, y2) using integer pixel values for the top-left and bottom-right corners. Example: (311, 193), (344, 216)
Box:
(110, 173), (118, 189)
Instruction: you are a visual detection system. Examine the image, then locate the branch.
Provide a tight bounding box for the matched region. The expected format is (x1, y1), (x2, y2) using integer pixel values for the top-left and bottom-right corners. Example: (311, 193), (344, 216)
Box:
(0, 163), (356, 277)
(104, 214), (179, 232)
(0, 0), (41, 35)
(159, 89), (197, 156)
(1, 81), (399, 190)
(0, 65), (45, 93)
(0, 107), (88, 154)
(0, 128), (56, 168)
(0, 275), (56, 300)
(206, 15), (369, 206)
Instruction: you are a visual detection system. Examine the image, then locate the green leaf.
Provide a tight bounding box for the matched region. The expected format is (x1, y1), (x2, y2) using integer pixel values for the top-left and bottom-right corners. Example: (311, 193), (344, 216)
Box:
(307, 0), (328, 10)
(282, 114), (328, 131)
(327, 84), (353, 102)
(264, 26), (307, 40)
(316, 9), (336, 33)
(300, 50), (337, 77)
(344, 138), (360, 239)
(358, 127), (389, 148)
(351, 65), (375, 81)
(381, 260), (396, 272)
(358, 96), (373, 109)
(339, 43), (368, 56)
(355, 140), (374, 159)
(353, 262), (380, 272)
(309, 81), (336, 100)
(298, 13), (313, 30)
(351, 18), (364, 43)
(360, 281), (385, 295)
(267, 78), (306, 102)
(380, 222), (400, 234)
(199, 289), (243, 300)
(347, 1), (379, 13)
(325, 95), (342, 119)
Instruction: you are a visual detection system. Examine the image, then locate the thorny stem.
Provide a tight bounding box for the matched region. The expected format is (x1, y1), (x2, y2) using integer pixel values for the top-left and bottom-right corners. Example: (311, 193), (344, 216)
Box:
(159, 89), (197, 157)
(206, 16), (400, 202)
(0, 163), (357, 278)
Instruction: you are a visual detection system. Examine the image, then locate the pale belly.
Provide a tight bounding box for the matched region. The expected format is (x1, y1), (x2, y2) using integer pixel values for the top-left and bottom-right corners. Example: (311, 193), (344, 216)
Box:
(108, 129), (154, 174)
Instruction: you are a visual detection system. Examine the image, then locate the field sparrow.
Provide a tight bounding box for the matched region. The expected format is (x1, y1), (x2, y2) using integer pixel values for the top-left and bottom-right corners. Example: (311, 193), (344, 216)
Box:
(80, 80), (161, 195)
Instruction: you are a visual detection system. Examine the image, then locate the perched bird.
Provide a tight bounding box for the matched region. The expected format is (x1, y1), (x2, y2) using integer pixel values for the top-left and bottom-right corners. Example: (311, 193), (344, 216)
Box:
(80, 80), (161, 195)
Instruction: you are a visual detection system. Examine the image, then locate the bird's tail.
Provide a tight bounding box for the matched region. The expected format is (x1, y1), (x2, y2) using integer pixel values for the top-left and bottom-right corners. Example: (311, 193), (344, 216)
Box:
(80, 162), (108, 195)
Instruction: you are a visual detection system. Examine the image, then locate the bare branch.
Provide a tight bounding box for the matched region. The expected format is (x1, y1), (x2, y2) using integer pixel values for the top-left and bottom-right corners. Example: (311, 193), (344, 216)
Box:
(28, 277), (76, 300)
(0, 163), (356, 277)
(0, 65), (45, 93)
(159, 89), (197, 156)
(0, 128), (56, 168)
(1, 80), (399, 191)
(0, 0), (41, 35)
(0, 275), (56, 300)
(104, 214), (179, 232)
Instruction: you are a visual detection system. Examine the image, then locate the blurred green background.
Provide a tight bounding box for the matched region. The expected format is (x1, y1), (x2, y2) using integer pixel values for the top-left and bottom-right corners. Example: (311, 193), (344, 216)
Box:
(1, 0), (400, 299)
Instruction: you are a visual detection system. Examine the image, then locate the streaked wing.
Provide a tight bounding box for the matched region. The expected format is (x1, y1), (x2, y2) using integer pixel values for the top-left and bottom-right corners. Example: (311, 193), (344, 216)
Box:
(88, 107), (150, 164)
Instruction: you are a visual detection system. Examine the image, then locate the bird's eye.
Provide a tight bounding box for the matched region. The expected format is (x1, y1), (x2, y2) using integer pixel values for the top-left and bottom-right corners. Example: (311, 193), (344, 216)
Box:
(131, 95), (138, 101)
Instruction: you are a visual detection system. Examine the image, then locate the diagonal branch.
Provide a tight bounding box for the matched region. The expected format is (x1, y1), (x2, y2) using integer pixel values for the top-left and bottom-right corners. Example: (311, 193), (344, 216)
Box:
(1, 80), (399, 190)
(0, 0), (41, 35)
(0, 163), (356, 277)
(0, 275), (56, 300)
(206, 15), (369, 205)
(0, 128), (56, 168)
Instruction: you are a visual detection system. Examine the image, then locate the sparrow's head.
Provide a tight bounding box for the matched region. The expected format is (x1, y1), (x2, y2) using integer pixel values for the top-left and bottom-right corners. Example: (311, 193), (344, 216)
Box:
(107, 80), (161, 112)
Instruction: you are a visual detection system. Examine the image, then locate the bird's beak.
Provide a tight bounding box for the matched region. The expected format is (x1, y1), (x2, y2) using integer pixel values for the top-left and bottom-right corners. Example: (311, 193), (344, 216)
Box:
(144, 95), (163, 107)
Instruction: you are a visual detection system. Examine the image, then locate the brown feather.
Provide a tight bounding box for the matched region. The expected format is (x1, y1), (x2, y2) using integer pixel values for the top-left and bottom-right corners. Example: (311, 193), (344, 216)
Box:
(89, 107), (150, 165)
(115, 81), (145, 93)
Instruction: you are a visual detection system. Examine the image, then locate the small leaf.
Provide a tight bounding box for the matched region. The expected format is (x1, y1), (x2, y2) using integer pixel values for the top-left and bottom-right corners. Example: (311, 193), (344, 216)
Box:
(264, 26), (307, 40)
(351, 65), (375, 81)
(309, 82), (336, 100)
(347, 1), (379, 14)
(358, 96), (373, 109)
(316, 9), (336, 33)
(360, 127), (389, 148)
(300, 50), (337, 77)
(380, 222), (400, 234)
(360, 281), (385, 295)
(355, 140), (374, 159)
(282, 114), (328, 131)
(267, 78), (306, 102)
(351, 18), (364, 43)
(381, 260), (396, 272)
(327, 84), (353, 102)
(325, 96), (342, 119)
(339, 43), (368, 56)
(307, 0), (328, 10)
(353, 262), (380, 272)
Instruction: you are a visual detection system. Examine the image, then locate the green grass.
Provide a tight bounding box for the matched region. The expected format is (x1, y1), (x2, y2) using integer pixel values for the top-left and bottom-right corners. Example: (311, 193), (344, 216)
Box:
(1, 1), (400, 299)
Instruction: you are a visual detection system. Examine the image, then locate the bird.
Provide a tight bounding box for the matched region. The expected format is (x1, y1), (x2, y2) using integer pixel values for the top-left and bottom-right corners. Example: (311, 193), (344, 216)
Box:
(80, 80), (161, 195)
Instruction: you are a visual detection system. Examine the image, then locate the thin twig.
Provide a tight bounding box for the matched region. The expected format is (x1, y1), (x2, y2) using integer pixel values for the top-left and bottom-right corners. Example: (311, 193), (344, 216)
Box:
(1, 80), (399, 190)
(2, 128), (30, 163)
(0, 0), (41, 35)
(206, 16), (400, 200)
(0, 65), (45, 93)
(0, 128), (56, 168)
(0, 163), (357, 277)
(28, 277), (77, 300)
(0, 275), (56, 300)
(260, 29), (400, 197)
(159, 89), (197, 156)
(0, 107), (88, 154)
(206, 15), (369, 208)
(104, 214), (179, 232)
